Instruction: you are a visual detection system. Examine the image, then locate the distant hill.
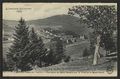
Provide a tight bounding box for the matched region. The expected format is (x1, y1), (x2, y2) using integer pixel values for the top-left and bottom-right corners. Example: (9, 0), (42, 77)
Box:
(3, 20), (18, 35)
(28, 15), (92, 35)
(3, 14), (93, 36)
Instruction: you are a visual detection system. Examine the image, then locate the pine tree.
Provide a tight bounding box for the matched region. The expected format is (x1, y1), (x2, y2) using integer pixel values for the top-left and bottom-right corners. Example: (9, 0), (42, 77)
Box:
(28, 27), (47, 67)
(49, 37), (65, 64)
(7, 18), (30, 71)
(10, 18), (29, 54)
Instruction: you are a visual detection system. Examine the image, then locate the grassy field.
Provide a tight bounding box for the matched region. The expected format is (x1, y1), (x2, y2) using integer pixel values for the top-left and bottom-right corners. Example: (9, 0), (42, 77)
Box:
(3, 40), (117, 72)
(65, 40), (90, 59)
(29, 40), (117, 72)
(30, 56), (117, 72)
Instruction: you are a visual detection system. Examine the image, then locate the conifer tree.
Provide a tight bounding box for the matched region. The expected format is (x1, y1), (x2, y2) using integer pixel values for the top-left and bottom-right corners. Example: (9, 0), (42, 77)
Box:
(49, 37), (65, 64)
(7, 18), (30, 71)
(27, 27), (47, 67)
(11, 27), (47, 70)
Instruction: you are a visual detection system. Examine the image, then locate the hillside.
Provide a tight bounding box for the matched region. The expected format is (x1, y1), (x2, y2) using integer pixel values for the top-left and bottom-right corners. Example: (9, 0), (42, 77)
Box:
(28, 14), (92, 34)
(3, 14), (93, 36)
(3, 20), (18, 35)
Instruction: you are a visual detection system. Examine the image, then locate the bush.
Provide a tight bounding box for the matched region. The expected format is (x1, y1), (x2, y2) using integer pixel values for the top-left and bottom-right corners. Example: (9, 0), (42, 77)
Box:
(64, 56), (70, 62)
(83, 48), (90, 57)
(49, 37), (65, 64)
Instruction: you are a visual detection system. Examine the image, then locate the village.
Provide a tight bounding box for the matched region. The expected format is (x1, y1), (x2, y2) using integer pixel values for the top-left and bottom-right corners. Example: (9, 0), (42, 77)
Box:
(37, 27), (87, 44)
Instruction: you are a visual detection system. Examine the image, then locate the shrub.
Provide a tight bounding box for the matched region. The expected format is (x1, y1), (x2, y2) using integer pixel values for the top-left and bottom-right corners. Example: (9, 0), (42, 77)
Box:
(64, 56), (71, 62)
(83, 48), (90, 57)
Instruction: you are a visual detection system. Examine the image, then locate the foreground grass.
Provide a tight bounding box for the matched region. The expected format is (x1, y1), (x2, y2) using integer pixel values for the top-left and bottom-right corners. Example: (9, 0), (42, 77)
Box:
(29, 56), (117, 72)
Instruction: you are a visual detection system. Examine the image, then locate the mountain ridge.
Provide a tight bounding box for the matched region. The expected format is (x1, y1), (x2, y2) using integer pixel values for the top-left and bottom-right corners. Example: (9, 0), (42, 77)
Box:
(3, 14), (92, 35)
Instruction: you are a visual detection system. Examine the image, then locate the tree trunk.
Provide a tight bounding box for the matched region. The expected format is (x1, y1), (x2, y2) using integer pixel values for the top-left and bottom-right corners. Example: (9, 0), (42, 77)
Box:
(93, 35), (101, 65)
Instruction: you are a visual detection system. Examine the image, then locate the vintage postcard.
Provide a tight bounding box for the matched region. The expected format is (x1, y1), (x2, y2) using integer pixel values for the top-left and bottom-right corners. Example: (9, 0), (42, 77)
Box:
(2, 3), (117, 77)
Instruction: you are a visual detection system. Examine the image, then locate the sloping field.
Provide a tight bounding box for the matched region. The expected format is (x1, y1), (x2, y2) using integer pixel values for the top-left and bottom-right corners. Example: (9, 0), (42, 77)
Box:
(65, 40), (89, 59)
(30, 56), (117, 72)
(30, 41), (117, 72)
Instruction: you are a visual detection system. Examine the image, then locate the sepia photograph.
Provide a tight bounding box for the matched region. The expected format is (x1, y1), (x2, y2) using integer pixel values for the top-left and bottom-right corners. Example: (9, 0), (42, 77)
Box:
(2, 3), (117, 77)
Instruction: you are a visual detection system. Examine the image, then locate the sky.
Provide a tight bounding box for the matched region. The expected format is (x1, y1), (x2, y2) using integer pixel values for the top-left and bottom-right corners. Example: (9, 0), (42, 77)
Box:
(3, 3), (117, 21)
